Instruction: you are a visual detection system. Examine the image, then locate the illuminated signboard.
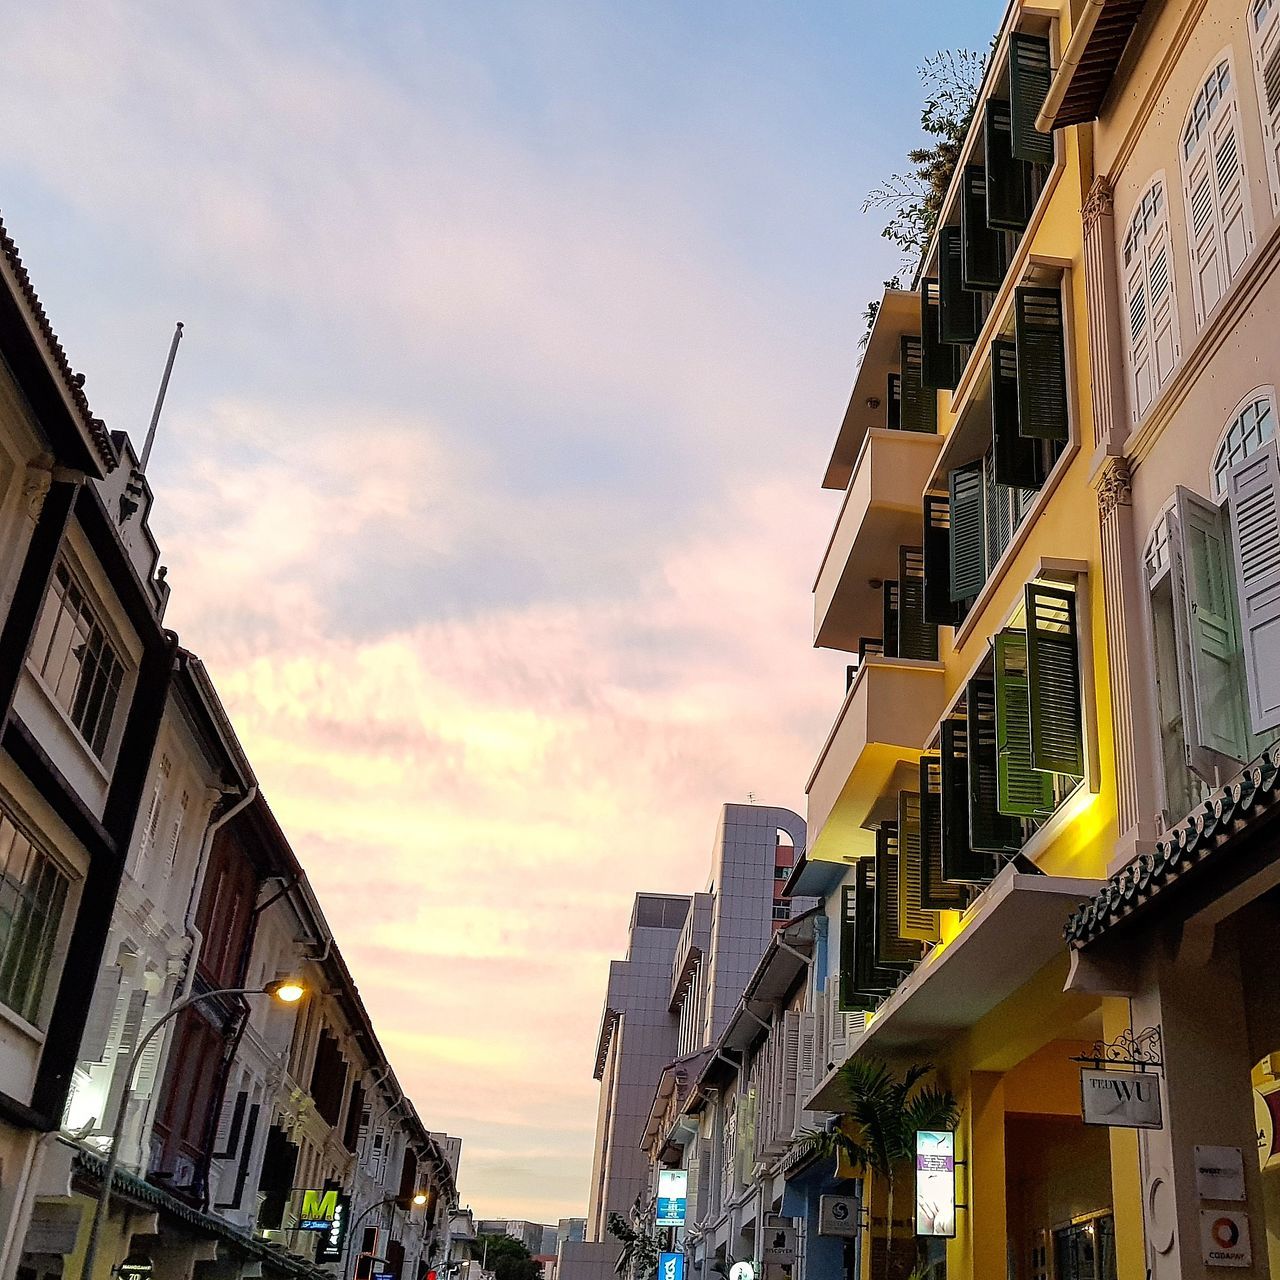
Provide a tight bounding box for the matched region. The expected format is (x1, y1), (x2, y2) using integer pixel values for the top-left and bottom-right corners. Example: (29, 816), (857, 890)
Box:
(659, 1253), (685, 1280)
(656, 1169), (688, 1227)
(317, 1194), (351, 1261)
(915, 1130), (956, 1238)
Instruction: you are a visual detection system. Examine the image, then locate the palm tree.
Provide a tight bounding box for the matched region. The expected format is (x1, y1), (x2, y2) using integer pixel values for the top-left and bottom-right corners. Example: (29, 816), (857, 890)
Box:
(798, 1059), (958, 1280)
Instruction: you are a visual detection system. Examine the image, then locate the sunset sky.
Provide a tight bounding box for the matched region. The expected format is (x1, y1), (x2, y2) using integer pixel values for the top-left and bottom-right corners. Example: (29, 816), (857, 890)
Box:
(2, 0), (992, 1221)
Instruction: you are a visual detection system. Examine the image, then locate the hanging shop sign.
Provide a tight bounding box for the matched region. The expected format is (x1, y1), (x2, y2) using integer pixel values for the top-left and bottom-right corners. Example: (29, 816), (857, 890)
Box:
(656, 1169), (688, 1226)
(914, 1130), (956, 1238)
(1079, 1069), (1162, 1129)
(317, 1194), (351, 1262)
(818, 1195), (859, 1238)
(1200, 1209), (1252, 1268)
(299, 1188), (343, 1230)
(659, 1253), (684, 1280)
(761, 1217), (796, 1266)
(1195, 1147), (1246, 1202)
(117, 1256), (154, 1280)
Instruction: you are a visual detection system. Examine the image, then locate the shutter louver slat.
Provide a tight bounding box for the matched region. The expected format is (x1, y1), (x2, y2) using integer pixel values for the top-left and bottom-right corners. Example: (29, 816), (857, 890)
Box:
(939, 226), (980, 344)
(919, 755), (970, 909)
(1010, 34), (1054, 164)
(897, 789), (939, 942)
(1227, 438), (1280, 733)
(1025, 583), (1087, 775)
(898, 546), (938, 660)
(991, 339), (1048, 489)
(874, 821), (924, 968)
(923, 494), (963, 626)
(995, 630), (1057, 816)
(961, 164), (1006, 290)
(900, 335), (938, 433)
(949, 462), (987, 601)
(966, 675), (1024, 852)
(882, 580), (901, 659)
(1014, 286), (1070, 441)
(985, 100), (1031, 231)
(940, 716), (996, 882)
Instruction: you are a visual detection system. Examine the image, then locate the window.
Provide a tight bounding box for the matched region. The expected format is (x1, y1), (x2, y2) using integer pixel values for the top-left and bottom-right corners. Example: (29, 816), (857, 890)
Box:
(1122, 177), (1180, 419)
(1180, 56), (1253, 327)
(0, 807), (69, 1025)
(1250, 0), (1280, 209)
(1212, 391), (1277, 495)
(133, 754), (171, 874)
(29, 562), (124, 759)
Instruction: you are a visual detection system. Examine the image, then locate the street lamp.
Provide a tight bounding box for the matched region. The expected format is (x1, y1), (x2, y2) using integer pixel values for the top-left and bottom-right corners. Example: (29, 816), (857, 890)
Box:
(79, 978), (306, 1280)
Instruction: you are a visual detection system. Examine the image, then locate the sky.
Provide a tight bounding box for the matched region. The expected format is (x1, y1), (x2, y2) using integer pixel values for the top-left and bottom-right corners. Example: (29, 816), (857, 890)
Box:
(2, 0), (994, 1222)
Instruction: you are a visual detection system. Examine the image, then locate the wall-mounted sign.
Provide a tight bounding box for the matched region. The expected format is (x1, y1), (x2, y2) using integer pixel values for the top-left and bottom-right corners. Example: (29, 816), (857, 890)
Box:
(118, 1256), (154, 1280)
(317, 1193), (351, 1261)
(656, 1169), (688, 1227)
(1080, 1069), (1162, 1129)
(1257, 1083), (1280, 1169)
(659, 1252), (685, 1280)
(761, 1218), (796, 1266)
(915, 1130), (956, 1239)
(1200, 1209), (1252, 1267)
(1195, 1146), (1246, 1202)
(299, 1188), (342, 1230)
(817, 1195), (859, 1238)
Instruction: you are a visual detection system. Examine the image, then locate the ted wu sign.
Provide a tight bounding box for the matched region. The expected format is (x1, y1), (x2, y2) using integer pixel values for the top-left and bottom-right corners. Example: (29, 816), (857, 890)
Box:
(1080, 1069), (1162, 1129)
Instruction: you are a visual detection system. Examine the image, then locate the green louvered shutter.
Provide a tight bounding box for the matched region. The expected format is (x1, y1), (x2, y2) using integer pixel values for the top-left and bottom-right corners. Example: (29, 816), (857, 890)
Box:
(966, 675), (1024, 852)
(896, 790), (939, 942)
(838, 884), (874, 1012)
(939, 227), (980, 344)
(1014, 287), (1069, 441)
(923, 494), (963, 626)
(882, 580), (900, 659)
(940, 716), (996, 882)
(919, 755), (970, 909)
(855, 858), (903, 993)
(994, 630), (1057, 816)
(874, 822), (924, 968)
(961, 164), (1006, 291)
(1010, 34), (1054, 165)
(984, 100), (1031, 232)
(922, 281), (962, 391)
(887, 372), (902, 429)
(1025, 583), (1086, 775)
(949, 462), (987, 602)
(991, 340), (1048, 490)
(900, 335), (938, 433)
(898, 546), (938, 660)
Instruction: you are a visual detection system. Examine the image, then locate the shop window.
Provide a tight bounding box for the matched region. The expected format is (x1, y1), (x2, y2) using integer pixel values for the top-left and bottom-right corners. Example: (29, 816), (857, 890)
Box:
(1121, 175), (1180, 420)
(1180, 56), (1253, 328)
(1250, 0), (1280, 209)
(1053, 1212), (1117, 1280)
(0, 809), (69, 1026)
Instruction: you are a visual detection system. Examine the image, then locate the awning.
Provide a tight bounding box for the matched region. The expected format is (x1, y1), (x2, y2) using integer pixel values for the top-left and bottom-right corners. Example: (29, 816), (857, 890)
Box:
(807, 869), (1102, 1110)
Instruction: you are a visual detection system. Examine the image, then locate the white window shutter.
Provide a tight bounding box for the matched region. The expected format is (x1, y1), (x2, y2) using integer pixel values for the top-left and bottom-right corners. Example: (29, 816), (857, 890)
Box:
(80, 965), (122, 1063)
(1171, 488), (1251, 776)
(1148, 227), (1180, 385)
(1227, 438), (1280, 733)
(1127, 258), (1153, 418)
(1185, 148), (1223, 324)
(1212, 105), (1252, 278)
(1253, 1), (1280, 209)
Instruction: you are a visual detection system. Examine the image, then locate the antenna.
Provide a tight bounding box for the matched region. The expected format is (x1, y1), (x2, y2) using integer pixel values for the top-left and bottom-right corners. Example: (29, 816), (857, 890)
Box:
(139, 321), (184, 473)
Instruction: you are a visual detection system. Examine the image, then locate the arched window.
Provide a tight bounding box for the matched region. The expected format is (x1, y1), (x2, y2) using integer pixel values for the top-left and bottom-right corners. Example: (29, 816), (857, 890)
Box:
(1250, 0), (1280, 208)
(1180, 54), (1254, 327)
(1211, 388), (1278, 494)
(1121, 175), (1180, 419)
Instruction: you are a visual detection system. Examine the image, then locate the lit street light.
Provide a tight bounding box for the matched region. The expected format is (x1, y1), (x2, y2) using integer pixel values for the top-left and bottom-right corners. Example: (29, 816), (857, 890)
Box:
(78, 977), (306, 1280)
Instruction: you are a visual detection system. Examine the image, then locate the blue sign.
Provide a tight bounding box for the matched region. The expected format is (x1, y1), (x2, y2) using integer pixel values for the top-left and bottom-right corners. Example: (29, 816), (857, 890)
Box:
(656, 1169), (687, 1226)
(660, 1254), (685, 1280)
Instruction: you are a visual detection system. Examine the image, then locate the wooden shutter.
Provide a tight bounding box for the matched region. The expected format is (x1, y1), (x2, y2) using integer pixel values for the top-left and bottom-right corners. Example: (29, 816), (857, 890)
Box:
(1147, 225), (1180, 395)
(921, 281), (961, 391)
(966, 675), (1024, 852)
(898, 546), (938, 660)
(1014, 287), (1069, 441)
(939, 226), (980, 344)
(838, 885), (873, 1012)
(897, 790), (939, 942)
(888, 372), (902, 429)
(1010, 33), (1054, 164)
(994, 630), (1057, 816)
(1212, 100), (1253, 282)
(961, 164), (1006, 290)
(923, 494), (963, 626)
(985, 100), (1030, 231)
(882, 580), (900, 659)
(1025, 582), (1087, 774)
(949, 462), (987, 602)
(854, 858), (904, 998)
(1253, 0), (1280, 210)
(991, 339), (1047, 489)
(985, 450), (1013, 571)
(1184, 121), (1225, 324)
(80, 965), (122, 1063)
(940, 716), (996, 882)
(1171, 486), (1251, 771)
(1226, 438), (1280, 733)
(1126, 232), (1154, 418)
(919, 755), (969, 910)
(900, 335), (938, 433)
(874, 822), (924, 968)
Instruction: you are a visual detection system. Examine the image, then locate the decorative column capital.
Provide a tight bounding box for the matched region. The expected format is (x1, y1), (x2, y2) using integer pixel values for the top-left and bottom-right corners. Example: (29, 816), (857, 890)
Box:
(21, 456), (54, 520)
(1082, 176), (1115, 234)
(1096, 456), (1133, 517)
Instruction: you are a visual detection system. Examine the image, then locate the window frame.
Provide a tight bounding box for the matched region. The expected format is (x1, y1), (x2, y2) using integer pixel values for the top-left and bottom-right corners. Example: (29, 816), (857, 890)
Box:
(1249, 0), (1280, 211)
(1211, 385), (1279, 497)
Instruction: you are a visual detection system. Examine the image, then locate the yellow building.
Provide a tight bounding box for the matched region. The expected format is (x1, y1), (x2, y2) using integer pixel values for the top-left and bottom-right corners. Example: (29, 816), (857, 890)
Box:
(802, 1), (1145, 1276)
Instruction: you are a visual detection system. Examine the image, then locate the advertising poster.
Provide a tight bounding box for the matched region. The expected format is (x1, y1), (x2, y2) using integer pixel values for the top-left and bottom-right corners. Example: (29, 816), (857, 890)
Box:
(915, 1130), (956, 1238)
(656, 1169), (688, 1227)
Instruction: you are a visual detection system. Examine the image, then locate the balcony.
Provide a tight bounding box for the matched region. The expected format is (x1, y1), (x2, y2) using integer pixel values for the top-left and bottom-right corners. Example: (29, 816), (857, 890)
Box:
(806, 655), (946, 863)
(813, 428), (944, 652)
